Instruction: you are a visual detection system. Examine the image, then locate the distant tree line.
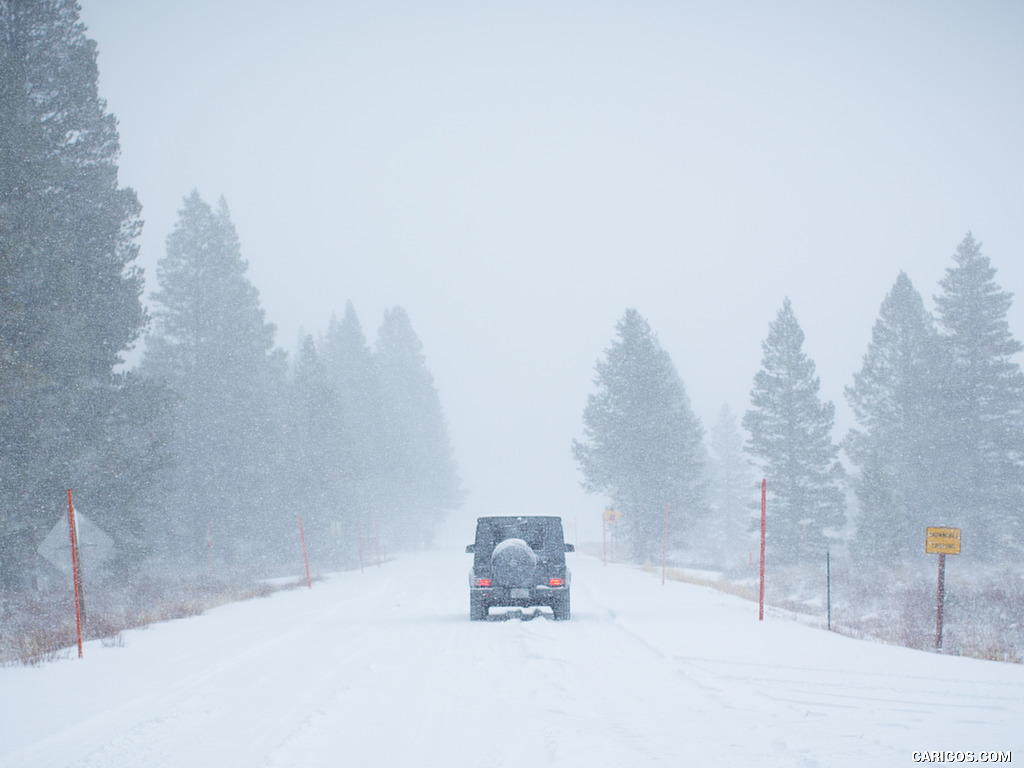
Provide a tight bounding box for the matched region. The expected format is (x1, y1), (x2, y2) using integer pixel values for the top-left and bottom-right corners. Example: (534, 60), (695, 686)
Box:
(140, 191), (462, 574)
(575, 236), (1024, 568)
(0, 1), (461, 588)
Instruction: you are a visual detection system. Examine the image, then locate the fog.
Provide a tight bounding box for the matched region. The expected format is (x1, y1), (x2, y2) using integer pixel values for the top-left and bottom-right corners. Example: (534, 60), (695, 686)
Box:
(78, 1), (1024, 532)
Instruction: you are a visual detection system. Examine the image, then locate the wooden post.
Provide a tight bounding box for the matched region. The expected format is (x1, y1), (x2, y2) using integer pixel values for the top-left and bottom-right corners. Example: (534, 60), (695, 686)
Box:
(926, 526), (960, 652)
(826, 549), (832, 631)
(935, 553), (946, 651)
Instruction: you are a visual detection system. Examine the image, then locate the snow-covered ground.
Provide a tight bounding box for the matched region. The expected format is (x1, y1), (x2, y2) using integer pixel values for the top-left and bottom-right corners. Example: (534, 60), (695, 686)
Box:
(2, 550), (1021, 767)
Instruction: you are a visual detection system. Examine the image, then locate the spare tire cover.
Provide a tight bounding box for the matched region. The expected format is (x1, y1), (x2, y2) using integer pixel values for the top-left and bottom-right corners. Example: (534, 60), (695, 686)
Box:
(491, 538), (537, 587)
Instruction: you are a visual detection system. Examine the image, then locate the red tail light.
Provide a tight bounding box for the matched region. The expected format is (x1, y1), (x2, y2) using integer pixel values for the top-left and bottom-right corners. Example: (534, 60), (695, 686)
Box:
(474, 578), (491, 587)
(548, 578), (564, 587)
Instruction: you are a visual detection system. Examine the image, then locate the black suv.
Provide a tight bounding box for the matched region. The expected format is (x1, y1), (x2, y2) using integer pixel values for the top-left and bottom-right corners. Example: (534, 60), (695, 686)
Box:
(466, 516), (574, 621)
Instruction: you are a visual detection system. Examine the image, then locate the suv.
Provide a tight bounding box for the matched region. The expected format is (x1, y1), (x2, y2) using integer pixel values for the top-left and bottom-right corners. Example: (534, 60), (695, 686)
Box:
(465, 516), (574, 621)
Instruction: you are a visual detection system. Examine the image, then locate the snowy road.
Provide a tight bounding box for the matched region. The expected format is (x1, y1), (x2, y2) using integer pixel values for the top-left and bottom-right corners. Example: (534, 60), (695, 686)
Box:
(2, 550), (1021, 767)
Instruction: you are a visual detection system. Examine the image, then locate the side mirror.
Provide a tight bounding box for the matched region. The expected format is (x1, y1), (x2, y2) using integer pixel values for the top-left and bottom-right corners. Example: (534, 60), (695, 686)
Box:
(465, 544), (475, 554)
(564, 543), (575, 553)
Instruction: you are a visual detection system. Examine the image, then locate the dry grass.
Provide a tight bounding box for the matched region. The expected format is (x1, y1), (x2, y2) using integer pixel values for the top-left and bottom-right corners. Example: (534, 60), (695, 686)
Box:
(11, 625), (76, 666)
(0, 572), (316, 667)
(643, 563), (761, 602)
(646, 555), (1024, 664)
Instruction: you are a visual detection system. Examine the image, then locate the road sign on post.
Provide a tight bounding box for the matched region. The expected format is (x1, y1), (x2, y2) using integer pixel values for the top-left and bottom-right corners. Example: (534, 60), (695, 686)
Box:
(39, 499), (116, 659)
(38, 508), (115, 576)
(927, 526), (961, 651)
(926, 527), (961, 555)
(602, 507), (621, 566)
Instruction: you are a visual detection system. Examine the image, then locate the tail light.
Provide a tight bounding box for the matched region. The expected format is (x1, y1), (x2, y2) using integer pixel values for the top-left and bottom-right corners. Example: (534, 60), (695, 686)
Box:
(548, 578), (564, 587)
(473, 578), (491, 587)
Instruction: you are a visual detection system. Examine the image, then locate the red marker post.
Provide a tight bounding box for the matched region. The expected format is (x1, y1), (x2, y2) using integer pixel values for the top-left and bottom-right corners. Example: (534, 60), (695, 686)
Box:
(206, 522), (213, 579)
(661, 503), (669, 586)
(759, 479), (766, 622)
(67, 490), (83, 658)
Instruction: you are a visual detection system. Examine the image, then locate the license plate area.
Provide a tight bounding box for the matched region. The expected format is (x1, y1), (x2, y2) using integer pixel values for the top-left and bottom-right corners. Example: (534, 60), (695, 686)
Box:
(511, 588), (530, 599)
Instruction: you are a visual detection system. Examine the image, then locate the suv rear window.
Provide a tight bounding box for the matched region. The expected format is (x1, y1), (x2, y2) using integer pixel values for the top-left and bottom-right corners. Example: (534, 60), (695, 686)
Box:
(473, 517), (565, 561)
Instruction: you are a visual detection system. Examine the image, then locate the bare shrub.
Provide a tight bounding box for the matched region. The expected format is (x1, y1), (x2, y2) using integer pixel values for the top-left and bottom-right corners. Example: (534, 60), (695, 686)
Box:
(100, 633), (124, 649)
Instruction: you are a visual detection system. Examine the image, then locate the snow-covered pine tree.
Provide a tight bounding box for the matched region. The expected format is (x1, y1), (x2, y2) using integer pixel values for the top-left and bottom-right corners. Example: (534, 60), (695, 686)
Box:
(375, 306), (463, 549)
(743, 298), (845, 565)
(320, 302), (383, 547)
(0, 0), (150, 585)
(143, 192), (281, 567)
(934, 233), (1024, 560)
(573, 309), (707, 563)
(844, 272), (948, 564)
(703, 405), (757, 568)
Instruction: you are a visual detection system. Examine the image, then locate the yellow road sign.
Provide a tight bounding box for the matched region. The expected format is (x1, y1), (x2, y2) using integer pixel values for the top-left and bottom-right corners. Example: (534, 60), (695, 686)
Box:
(926, 527), (961, 555)
(603, 507), (622, 524)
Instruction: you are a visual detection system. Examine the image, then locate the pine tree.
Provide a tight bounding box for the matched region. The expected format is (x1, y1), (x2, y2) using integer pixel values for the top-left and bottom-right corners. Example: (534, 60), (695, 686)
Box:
(142, 192), (279, 567)
(743, 298), (845, 565)
(702, 404), (756, 567)
(320, 302), (382, 547)
(573, 309), (707, 562)
(0, 0), (149, 585)
(844, 273), (948, 564)
(283, 333), (343, 565)
(933, 233), (1024, 559)
(375, 306), (463, 549)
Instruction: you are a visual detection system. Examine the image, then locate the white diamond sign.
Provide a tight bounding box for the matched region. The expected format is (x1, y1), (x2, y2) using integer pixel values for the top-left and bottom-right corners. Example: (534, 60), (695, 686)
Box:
(37, 511), (115, 575)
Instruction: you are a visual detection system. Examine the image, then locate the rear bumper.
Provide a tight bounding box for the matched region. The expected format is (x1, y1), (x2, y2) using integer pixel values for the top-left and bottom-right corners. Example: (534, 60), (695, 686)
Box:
(470, 584), (568, 609)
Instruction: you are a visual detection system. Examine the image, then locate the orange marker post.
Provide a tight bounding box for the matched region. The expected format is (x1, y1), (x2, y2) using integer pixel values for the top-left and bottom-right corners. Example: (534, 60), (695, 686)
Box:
(67, 490), (83, 658)
(661, 503), (669, 586)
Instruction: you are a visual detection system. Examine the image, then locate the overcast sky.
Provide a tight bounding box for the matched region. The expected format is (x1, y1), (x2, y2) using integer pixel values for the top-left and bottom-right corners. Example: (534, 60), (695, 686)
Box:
(78, 1), (1024, 536)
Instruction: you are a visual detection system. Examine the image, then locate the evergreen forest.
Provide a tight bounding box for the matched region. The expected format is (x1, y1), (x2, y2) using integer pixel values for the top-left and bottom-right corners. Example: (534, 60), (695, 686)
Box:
(0, 1), (463, 603)
(575, 244), (1024, 570)
(3, 0), (1024, 662)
